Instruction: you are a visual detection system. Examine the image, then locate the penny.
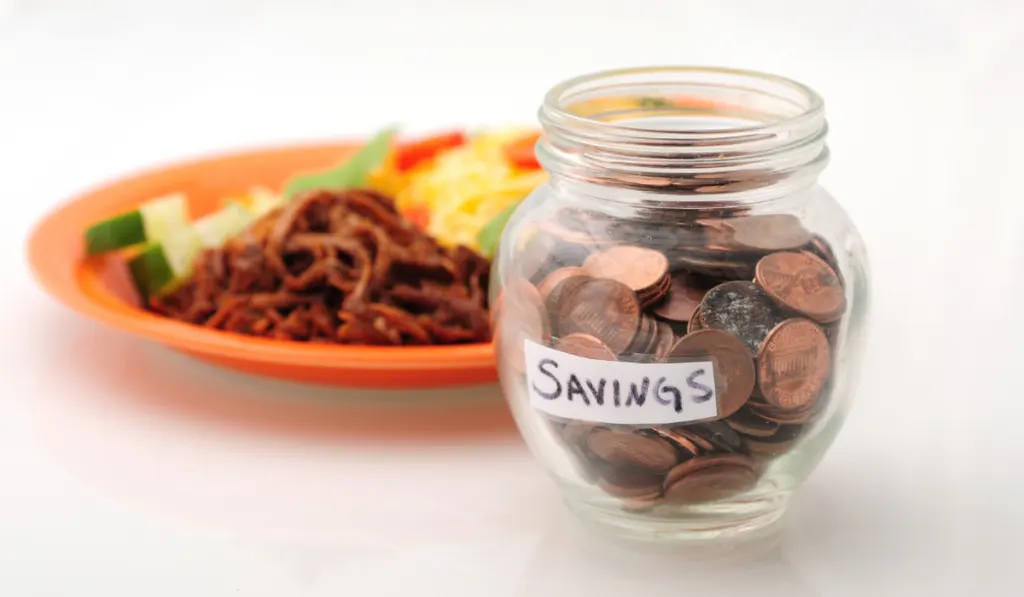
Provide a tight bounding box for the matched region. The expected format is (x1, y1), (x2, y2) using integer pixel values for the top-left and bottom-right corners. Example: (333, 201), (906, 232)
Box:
(558, 278), (641, 354)
(699, 281), (784, 355)
(807, 234), (842, 283)
(748, 400), (815, 424)
(587, 430), (679, 474)
(597, 470), (665, 498)
(583, 246), (670, 294)
(650, 428), (700, 459)
(537, 267), (590, 303)
(653, 322), (676, 362)
(651, 273), (710, 322)
(554, 333), (617, 361)
(670, 427), (715, 452)
(504, 281), (550, 374)
(757, 318), (831, 410)
(724, 407), (780, 438)
(663, 453), (754, 488)
(637, 273), (672, 308)
(665, 329), (756, 418)
(686, 421), (745, 453)
(663, 465), (756, 503)
(686, 304), (705, 333)
(669, 253), (756, 280)
(727, 214), (812, 252)
(755, 251), (845, 323)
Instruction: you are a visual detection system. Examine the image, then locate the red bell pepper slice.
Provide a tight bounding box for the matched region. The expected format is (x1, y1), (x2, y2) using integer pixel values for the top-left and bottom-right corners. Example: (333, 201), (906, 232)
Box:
(502, 132), (542, 170)
(393, 131), (467, 172)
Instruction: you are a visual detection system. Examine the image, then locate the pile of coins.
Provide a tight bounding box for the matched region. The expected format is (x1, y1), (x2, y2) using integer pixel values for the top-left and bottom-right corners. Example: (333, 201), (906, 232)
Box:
(504, 207), (846, 510)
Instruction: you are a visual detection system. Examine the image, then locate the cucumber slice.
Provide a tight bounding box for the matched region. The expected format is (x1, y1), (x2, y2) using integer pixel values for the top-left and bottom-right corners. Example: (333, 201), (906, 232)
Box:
(127, 226), (202, 298)
(194, 202), (253, 248)
(85, 193), (189, 255)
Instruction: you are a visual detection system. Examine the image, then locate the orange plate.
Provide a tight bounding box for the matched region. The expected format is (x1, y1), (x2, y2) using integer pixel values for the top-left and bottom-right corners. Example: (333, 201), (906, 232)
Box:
(27, 142), (498, 388)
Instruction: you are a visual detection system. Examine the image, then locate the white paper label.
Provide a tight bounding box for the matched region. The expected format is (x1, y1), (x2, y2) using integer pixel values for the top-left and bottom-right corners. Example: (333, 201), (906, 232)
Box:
(524, 340), (719, 425)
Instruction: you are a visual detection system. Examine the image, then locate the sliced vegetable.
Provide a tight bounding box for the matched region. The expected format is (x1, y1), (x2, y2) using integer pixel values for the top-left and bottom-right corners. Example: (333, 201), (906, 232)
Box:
(127, 226), (202, 298)
(476, 198), (523, 259)
(283, 127), (397, 199)
(84, 193), (189, 255)
(393, 131), (467, 172)
(240, 187), (285, 217)
(502, 132), (542, 170)
(194, 202), (253, 248)
(403, 204), (431, 229)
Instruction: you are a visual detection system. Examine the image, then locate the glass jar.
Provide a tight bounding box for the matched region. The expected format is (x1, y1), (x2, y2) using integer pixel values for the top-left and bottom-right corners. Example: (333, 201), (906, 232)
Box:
(491, 67), (870, 540)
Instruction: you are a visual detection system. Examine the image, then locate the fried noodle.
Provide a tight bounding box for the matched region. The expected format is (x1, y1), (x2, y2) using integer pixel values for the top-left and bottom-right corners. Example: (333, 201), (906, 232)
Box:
(151, 189), (492, 345)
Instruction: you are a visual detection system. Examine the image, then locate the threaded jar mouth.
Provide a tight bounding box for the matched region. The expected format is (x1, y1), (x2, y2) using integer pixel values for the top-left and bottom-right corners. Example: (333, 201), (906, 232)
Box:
(537, 66), (829, 195)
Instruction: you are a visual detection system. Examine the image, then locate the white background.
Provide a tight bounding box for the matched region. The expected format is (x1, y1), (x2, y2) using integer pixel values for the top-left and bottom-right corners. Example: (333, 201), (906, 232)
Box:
(2, 0), (1023, 595)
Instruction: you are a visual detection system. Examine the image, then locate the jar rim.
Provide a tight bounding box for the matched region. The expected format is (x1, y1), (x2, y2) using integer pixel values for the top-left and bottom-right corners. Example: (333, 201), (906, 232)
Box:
(539, 65), (825, 141)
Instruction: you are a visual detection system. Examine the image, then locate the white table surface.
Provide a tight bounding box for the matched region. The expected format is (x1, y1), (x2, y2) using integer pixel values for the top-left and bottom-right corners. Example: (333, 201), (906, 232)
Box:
(2, 1), (1023, 595)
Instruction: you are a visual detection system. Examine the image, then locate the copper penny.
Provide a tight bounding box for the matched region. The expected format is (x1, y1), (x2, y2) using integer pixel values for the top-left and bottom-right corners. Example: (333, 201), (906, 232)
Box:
(652, 273), (710, 322)
(653, 322), (676, 362)
(503, 281), (550, 373)
(650, 428), (700, 458)
(663, 453), (754, 488)
(558, 278), (641, 354)
(538, 267), (590, 304)
(685, 421), (745, 453)
(670, 427), (714, 452)
(597, 470), (664, 498)
(699, 281), (784, 355)
(663, 465), (756, 503)
(757, 318), (831, 410)
(748, 400), (815, 425)
(666, 329), (756, 418)
(554, 333), (617, 361)
(587, 430), (679, 474)
(755, 251), (845, 323)
(686, 304), (705, 333)
(637, 273), (672, 308)
(727, 214), (812, 252)
(583, 245), (670, 294)
(724, 407), (780, 438)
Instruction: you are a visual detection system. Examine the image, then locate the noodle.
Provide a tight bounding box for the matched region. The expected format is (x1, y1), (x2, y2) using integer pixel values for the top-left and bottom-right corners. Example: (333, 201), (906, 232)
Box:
(150, 189), (492, 345)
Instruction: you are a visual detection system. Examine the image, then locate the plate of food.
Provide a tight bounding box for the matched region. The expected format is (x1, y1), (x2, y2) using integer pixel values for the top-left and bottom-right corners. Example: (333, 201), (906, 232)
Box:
(28, 127), (548, 387)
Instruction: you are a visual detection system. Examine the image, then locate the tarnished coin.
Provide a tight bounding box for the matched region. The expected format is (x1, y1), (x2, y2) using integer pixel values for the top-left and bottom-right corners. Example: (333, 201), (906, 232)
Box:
(663, 453), (754, 488)
(699, 281), (784, 355)
(559, 278), (641, 354)
(686, 304), (705, 333)
(727, 214), (812, 252)
(669, 253), (757, 280)
(663, 465), (756, 504)
(653, 322), (677, 362)
(583, 246), (670, 295)
(665, 329), (756, 418)
(755, 251), (845, 323)
(554, 333), (618, 361)
(587, 429), (679, 474)
(652, 273), (710, 322)
(724, 407), (780, 438)
(757, 318), (831, 410)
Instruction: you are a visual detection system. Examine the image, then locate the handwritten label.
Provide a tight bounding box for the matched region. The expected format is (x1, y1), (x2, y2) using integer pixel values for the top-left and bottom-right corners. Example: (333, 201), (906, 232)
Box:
(525, 340), (718, 425)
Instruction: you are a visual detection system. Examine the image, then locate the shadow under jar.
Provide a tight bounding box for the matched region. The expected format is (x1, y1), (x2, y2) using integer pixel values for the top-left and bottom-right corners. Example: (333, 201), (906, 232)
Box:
(491, 67), (870, 541)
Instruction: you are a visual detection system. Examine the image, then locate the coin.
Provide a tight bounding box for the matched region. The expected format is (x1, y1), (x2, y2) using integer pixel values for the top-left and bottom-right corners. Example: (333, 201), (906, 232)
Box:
(686, 304), (705, 333)
(755, 251), (845, 323)
(558, 278), (641, 354)
(669, 253), (756, 280)
(650, 428), (700, 459)
(663, 465), (756, 503)
(665, 329), (756, 418)
(747, 400), (816, 424)
(757, 318), (831, 410)
(504, 281), (550, 374)
(587, 429), (679, 474)
(583, 246), (670, 294)
(653, 321), (677, 362)
(597, 469), (665, 498)
(727, 214), (812, 252)
(637, 273), (672, 308)
(685, 421), (745, 453)
(699, 281), (784, 355)
(670, 427), (714, 452)
(662, 453), (754, 488)
(724, 407), (780, 438)
(538, 267), (590, 303)
(554, 333), (618, 361)
(651, 273), (710, 323)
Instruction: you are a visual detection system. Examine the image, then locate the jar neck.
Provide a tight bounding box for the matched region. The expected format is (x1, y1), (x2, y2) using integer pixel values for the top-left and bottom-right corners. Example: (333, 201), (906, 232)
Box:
(537, 66), (829, 206)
